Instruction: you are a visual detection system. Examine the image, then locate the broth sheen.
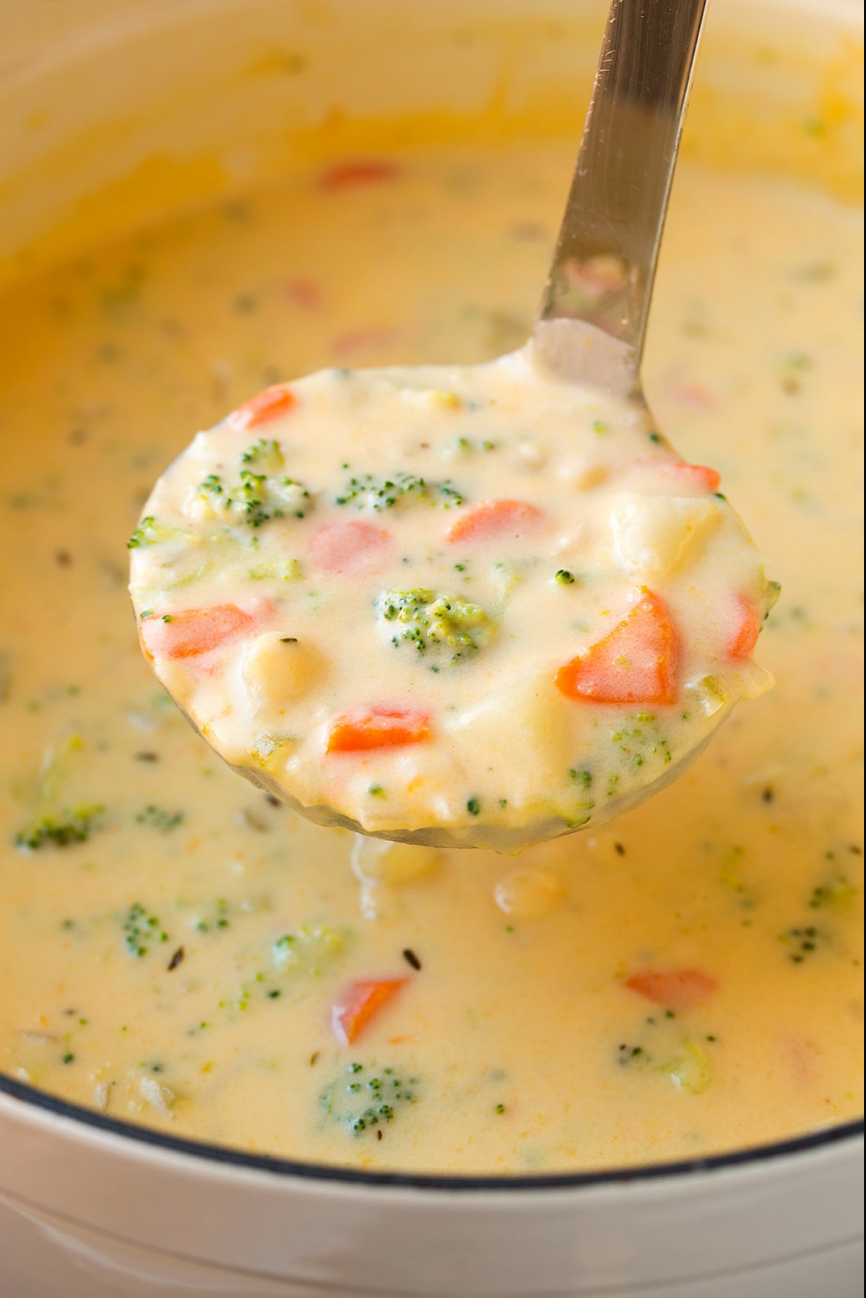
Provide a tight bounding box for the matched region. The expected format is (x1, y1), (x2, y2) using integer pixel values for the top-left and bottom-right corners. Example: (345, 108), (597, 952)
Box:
(0, 144), (862, 1173)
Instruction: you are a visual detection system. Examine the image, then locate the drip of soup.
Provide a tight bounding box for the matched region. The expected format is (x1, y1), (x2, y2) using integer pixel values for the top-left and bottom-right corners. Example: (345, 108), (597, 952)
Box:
(0, 144), (862, 1173)
(128, 348), (774, 850)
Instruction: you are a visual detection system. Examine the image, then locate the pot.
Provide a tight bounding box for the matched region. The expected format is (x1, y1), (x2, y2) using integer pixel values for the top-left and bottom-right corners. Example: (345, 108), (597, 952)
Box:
(0, 1), (862, 1295)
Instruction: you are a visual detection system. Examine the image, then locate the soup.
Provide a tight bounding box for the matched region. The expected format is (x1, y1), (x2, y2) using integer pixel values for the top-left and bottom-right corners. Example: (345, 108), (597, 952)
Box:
(128, 347), (775, 852)
(0, 138), (862, 1174)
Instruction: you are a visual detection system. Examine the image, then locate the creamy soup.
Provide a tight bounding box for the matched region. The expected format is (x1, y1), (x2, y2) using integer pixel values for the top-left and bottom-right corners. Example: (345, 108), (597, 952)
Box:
(0, 144), (862, 1173)
(129, 351), (774, 851)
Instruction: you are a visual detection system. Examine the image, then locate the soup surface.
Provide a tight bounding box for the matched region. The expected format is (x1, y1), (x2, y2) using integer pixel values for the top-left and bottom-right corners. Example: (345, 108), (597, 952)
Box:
(129, 348), (774, 851)
(0, 142), (862, 1173)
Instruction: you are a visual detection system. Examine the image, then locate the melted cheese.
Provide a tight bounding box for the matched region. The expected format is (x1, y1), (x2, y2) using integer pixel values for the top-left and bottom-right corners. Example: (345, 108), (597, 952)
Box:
(129, 350), (773, 849)
(0, 144), (861, 1173)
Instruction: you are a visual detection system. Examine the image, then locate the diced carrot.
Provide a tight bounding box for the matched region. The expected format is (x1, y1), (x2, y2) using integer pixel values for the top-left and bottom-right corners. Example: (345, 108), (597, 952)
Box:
(283, 277), (324, 311)
(140, 603), (264, 660)
(555, 588), (679, 706)
(326, 705), (432, 754)
(654, 461), (722, 493)
(331, 327), (400, 359)
(728, 595), (761, 660)
(332, 978), (408, 1046)
(227, 384), (297, 432)
(784, 1036), (820, 1089)
(321, 160), (401, 191)
(307, 520), (391, 575)
(625, 968), (718, 1013)
(666, 383), (716, 411)
(447, 499), (543, 545)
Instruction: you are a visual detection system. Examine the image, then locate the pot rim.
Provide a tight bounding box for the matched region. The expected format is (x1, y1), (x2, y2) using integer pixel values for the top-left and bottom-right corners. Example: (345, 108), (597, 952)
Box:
(0, 1071), (861, 1194)
(1, 0), (861, 1212)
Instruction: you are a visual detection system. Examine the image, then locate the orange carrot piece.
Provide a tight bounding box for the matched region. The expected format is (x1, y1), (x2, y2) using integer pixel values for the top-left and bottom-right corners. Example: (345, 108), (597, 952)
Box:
(447, 499), (543, 545)
(326, 706), (432, 754)
(307, 520), (391, 575)
(331, 327), (400, 359)
(666, 383), (716, 411)
(140, 603), (261, 660)
(625, 968), (718, 1013)
(227, 383), (297, 432)
(555, 589), (679, 706)
(728, 595), (761, 660)
(321, 160), (401, 191)
(655, 462), (722, 493)
(283, 277), (324, 311)
(332, 979), (409, 1046)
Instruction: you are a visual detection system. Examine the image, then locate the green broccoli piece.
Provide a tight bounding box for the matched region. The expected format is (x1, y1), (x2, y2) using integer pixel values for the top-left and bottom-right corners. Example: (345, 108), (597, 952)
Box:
(136, 805), (184, 832)
(319, 1062), (420, 1138)
(377, 589), (492, 663)
(336, 471), (464, 511)
(239, 438), (285, 472)
(779, 925), (825, 964)
(127, 517), (183, 549)
(199, 444), (312, 529)
(15, 803), (104, 851)
(271, 924), (343, 975)
(122, 902), (170, 957)
(809, 876), (858, 912)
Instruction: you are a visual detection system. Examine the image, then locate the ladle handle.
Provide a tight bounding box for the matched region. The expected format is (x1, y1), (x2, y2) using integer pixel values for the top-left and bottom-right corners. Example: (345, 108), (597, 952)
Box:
(534, 0), (709, 394)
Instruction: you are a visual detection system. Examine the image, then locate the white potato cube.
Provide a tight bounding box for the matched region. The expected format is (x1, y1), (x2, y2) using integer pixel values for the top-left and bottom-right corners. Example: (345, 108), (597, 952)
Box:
(610, 493), (722, 578)
(445, 672), (574, 804)
(241, 633), (323, 711)
(351, 836), (440, 886)
(494, 867), (564, 919)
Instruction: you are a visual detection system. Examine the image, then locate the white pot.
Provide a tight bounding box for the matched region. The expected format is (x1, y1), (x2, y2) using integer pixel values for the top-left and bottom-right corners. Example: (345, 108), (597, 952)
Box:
(0, 1088), (862, 1298)
(0, 2), (862, 1295)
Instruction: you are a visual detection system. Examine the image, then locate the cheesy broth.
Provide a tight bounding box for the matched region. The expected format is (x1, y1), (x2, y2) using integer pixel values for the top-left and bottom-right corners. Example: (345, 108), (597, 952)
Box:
(128, 350), (774, 851)
(0, 145), (862, 1173)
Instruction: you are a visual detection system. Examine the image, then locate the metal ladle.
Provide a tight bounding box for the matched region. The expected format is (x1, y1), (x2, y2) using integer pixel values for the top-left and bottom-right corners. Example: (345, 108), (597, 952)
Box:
(533, 0), (709, 399)
(234, 0), (716, 851)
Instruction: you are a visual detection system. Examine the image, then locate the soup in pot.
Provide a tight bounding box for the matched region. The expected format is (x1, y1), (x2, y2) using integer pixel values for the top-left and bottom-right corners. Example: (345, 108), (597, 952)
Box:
(127, 347), (776, 853)
(0, 132), (862, 1172)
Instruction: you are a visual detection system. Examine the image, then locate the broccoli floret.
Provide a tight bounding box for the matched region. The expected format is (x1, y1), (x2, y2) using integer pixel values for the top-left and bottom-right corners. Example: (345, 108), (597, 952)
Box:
(779, 925), (826, 964)
(15, 803), (104, 851)
(198, 444), (312, 529)
(809, 876), (858, 912)
(239, 438), (285, 472)
(377, 589), (492, 663)
(271, 924), (343, 975)
(123, 902), (170, 957)
(136, 805), (184, 832)
(127, 516), (182, 549)
(319, 1062), (420, 1138)
(336, 471), (464, 511)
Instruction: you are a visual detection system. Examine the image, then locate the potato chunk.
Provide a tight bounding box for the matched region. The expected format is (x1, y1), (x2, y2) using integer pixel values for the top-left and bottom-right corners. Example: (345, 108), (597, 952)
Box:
(446, 673), (574, 806)
(610, 494), (722, 578)
(242, 633), (323, 710)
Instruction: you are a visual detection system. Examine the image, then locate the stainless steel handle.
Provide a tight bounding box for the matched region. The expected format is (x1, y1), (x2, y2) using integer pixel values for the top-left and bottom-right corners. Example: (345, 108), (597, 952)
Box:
(534, 0), (710, 393)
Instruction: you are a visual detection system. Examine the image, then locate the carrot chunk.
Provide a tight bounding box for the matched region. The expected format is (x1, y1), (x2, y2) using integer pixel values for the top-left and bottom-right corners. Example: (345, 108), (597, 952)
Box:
(447, 499), (542, 544)
(728, 595), (761, 660)
(227, 383), (297, 432)
(655, 462), (722, 493)
(555, 589), (679, 705)
(326, 705), (432, 754)
(140, 603), (261, 660)
(307, 520), (391, 575)
(625, 968), (718, 1013)
(321, 160), (401, 191)
(332, 979), (408, 1046)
